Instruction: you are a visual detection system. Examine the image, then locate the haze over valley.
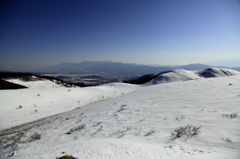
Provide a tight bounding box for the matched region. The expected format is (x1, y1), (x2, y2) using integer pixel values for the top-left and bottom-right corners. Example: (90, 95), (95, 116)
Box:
(30, 60), (240, 85)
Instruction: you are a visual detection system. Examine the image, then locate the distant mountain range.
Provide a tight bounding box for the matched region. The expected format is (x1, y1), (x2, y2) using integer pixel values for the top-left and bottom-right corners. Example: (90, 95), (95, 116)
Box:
(33, 61), (170, 76)
(33, 61), (240, 76)
(203, 59), (240, 68)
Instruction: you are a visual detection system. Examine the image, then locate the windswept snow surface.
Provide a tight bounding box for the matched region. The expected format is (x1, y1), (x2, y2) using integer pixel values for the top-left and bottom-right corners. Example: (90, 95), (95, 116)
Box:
(0, 74), (240, 158)
(0, 82), (139, 131)
(146, 68), (240, 85)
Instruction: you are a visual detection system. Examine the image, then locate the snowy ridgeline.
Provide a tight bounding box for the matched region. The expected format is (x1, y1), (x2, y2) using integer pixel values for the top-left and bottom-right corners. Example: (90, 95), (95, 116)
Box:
(146, 67), (240, 85)
(0, 68), (240, 159)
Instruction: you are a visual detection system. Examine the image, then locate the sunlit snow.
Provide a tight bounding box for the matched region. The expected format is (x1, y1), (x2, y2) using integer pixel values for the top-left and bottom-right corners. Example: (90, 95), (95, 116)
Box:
(0, 68), (239, 159)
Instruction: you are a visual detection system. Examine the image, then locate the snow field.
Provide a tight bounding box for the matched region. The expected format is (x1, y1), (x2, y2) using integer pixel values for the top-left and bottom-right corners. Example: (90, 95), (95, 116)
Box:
(6, 78), (64, 88)
(0, 75), (239, 158)
(0, 82), (139, 131)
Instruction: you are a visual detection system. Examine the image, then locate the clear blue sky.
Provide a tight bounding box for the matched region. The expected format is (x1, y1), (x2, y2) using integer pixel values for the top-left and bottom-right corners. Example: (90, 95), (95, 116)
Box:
(0, 0), (240, 71)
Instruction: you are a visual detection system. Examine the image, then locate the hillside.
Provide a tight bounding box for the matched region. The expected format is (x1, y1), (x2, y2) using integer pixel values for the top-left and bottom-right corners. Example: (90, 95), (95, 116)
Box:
(0, 79), (28, 90)
(0, 68), (239, 158)
(0, 72), (94, 89)
(145, 68), (240, 85)
(147, 69), (199, 85)
(196, 68), (240, 78)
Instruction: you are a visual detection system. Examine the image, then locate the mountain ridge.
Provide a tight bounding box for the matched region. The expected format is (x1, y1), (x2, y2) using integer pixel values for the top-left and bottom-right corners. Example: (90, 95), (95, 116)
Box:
(33, 61), (172, 76)
(124, 67), (240, 85)
(204, 59), (240, 67)
(33, 61), (239, 76)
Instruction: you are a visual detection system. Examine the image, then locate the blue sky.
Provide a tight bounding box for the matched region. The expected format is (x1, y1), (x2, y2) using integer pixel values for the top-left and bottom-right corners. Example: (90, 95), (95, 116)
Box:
(0, 0), (240, 71)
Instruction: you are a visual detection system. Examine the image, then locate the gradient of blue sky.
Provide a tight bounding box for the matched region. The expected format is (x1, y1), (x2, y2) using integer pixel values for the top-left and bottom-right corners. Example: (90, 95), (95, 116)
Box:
(0, 0), (240, 71)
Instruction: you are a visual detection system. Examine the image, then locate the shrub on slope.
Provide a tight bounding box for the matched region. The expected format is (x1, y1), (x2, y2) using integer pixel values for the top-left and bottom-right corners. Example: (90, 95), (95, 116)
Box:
(171, 125), (201, 138)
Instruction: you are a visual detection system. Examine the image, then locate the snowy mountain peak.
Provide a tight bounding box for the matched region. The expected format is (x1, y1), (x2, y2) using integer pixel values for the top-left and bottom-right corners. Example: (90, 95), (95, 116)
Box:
(147, 69), (198, 85)
(196, 67), (240, 78)
(146, 68), (240, 85)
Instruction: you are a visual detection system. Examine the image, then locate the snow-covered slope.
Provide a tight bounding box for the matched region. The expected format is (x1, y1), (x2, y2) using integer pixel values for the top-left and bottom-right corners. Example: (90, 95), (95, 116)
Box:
(196, 68), (240, 78)
(146, 68), (240, 85)
(0, 74), (240, 158)
(6, 78), (64, 88)
(147, 69), (199, 85)
(0, 82), (139, 131)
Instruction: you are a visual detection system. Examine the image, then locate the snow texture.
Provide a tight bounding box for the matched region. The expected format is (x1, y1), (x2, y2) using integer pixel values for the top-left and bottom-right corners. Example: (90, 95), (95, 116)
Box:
(0, 81), (139, 131)
(0, 68), (240, 159)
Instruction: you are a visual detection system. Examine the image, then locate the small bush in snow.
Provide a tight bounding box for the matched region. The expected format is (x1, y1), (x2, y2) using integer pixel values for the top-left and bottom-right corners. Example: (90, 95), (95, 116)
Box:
(222, 113), (238, 119)
(56, 155), (77, 159)
(222, 138), (232, 142)
(93, 122), (102, 127)
(28, 132), (41, 142)
(145, 128), (156, 136)
(0, 131), (26, 145)
(73, 136), (79, 140)
(171, 125), (201, 138)
(69, 124), (86, 133)
(110, 127), (132, 138)
(15, 131), (26, 142)
(174, 116), (185, 120)
(117, 104), (127, 112)
(110, 130), (126, 137)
